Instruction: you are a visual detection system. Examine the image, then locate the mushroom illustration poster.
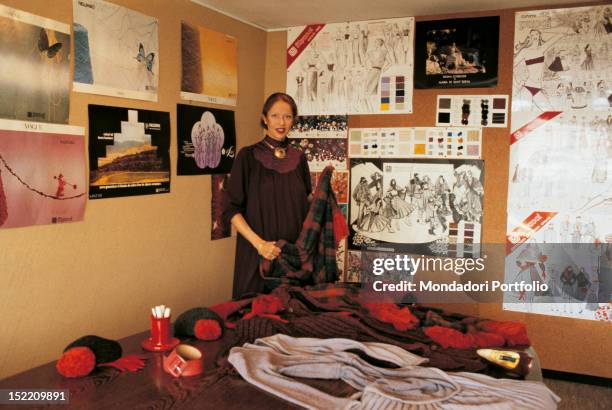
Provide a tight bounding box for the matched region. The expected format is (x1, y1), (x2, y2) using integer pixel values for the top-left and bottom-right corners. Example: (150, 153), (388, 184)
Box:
(0, 4), (70, 124)
(88, 105), (170, 199)
(181, 22), (238, 106)
(505, 5), (612, 321)
(349, 158), (484, 258)
(177, 104), (236, 175)
(73, 0), (159, 101)
(286, 17), (414, 115)
(0, 119), (86, 229)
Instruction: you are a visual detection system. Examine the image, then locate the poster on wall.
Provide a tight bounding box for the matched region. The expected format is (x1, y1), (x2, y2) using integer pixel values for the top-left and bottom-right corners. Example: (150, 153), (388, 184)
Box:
(435, 95), (509, 128)
(286, 17), (414, 115)
(0, 119), (86, 229)
(348, 158), (484, 257)
(288, 115), (348, 139)
(505, 5), (612, 321)
(0, 5), (70, 124)
(414, 16), (499, 89)
(289, 138), (347, 171)
(211, 173), (232, 240)
(177, 104), (236, 175)
(181, 22), (238, 106)
(348, 127), (482, 159)
(73, 0), (159, 101)
(88, 105), (170, 199)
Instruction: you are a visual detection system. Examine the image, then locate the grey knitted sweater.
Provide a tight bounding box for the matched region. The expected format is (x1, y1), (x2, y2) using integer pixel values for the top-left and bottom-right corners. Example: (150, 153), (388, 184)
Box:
(228, 334), (560, 409)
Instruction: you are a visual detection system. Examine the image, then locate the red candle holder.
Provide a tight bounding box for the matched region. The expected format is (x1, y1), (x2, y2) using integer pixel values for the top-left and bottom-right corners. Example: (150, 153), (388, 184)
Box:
(141, 314), (180, 352)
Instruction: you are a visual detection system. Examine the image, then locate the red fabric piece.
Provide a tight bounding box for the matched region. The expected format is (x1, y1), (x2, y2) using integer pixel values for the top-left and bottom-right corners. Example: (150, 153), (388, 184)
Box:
(424, 326), (476, 349)
(99, 355), (147, 372)
(194, 319), (223, 341)
(252, 294), (284, 315)
(56, 347), (96, 378)
(364, 303), (419, 331)
(332, 206), (349, 247)
(209, 298), (253, 321)
(473, 332), (506, 348)
(242, 295), (289, 323)
(479, 320), (530, 346)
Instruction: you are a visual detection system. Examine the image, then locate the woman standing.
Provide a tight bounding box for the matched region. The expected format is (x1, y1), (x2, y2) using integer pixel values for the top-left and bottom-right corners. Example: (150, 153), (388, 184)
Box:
(226, 93), (311, 298)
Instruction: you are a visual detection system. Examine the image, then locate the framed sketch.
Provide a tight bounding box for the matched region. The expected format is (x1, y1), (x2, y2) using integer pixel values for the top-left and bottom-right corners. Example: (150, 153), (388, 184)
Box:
(414, 16), (499, 88)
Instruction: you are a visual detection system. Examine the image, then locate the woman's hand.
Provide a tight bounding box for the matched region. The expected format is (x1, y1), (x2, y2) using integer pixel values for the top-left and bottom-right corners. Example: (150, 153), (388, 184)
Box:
(256, 241), (282, 261)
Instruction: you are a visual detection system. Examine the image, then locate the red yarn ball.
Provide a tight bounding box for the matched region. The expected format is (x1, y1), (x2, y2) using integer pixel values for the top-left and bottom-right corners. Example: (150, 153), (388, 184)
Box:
(56, 347), (96, 378)
(194, 319), (222, 341)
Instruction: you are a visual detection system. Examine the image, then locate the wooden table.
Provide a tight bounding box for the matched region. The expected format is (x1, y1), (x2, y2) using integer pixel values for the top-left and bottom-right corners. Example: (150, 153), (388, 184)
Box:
(0, 328), (542, 409)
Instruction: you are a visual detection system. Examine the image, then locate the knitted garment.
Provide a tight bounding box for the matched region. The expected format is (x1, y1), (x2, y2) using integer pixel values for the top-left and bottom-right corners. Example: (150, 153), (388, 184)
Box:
(229, 334), (560, 410)
(259, 166), (349, 286)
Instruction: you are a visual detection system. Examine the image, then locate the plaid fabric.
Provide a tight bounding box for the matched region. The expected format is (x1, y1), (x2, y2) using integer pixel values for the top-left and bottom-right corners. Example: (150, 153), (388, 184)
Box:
(259, 166), (348, 286)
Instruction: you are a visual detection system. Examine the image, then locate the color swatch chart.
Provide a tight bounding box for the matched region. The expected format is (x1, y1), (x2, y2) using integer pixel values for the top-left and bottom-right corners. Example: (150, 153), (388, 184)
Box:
(447, 221), (482, 258)
(349, 127), (482, 159)
(436, 95), (509, 128)
(380, 76), (407, 112)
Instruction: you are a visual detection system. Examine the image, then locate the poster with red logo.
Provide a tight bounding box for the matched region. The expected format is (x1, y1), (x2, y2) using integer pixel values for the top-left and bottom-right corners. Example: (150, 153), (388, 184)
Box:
(505, 5), (612, 320)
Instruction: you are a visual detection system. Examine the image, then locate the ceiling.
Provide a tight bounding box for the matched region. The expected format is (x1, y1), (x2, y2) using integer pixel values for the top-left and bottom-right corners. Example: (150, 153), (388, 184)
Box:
(191, 0), (595, 31)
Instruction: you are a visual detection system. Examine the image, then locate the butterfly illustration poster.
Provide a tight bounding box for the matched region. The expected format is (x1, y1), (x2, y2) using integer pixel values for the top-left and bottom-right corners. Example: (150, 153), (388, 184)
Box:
(176, 104), (236, 175)
(181, 22), (238, 106)
(0, 4), (70, 124)
(88, 105), (170, 199)
(73, 0), (159, 101)
(0, 119), (86, 229)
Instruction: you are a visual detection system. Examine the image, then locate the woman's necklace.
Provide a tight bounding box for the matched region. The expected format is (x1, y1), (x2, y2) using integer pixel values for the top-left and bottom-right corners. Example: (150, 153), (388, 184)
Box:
(263, 139), (287, 159)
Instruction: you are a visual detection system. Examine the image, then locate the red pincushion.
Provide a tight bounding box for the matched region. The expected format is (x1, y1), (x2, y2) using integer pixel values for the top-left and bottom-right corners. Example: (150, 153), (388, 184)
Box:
(194, 319), (222, 341)
(479, 320), (530, 346)
(424, 326), (476, 349)
(56, 346), (96, 378)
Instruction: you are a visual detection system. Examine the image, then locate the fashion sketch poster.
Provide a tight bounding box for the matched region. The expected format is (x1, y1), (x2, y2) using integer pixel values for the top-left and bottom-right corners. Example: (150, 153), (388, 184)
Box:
(287, 18), (414, 115)
(348, 158), (484, 258)
(506, 4), (612, 321)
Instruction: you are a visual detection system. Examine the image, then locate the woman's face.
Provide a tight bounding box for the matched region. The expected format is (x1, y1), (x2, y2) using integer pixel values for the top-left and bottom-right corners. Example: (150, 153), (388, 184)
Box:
(529, 30), (541, 45)
(263, 100), (294, 141)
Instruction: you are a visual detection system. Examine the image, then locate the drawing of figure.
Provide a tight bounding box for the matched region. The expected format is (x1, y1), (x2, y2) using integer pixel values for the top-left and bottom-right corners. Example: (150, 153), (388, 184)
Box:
(464, 170), (483, 222)
(434, 175), (451, 210)
(560, 265), (577, 312)
(580, 44), (595, 71)
(351, 24), (361, 66)
(334, 27), (346, 67)
(302, 49), (321, 105)
(295, 73), (305, 104)
(359, 197), (389, 233)
(359, 26), (369, 65)
(364, 38), (390, 111)
(55, 173), (67, 197)
(514, 28), (569, 111)
(386, 179), (414, 232)
(352, 176), (371, 227)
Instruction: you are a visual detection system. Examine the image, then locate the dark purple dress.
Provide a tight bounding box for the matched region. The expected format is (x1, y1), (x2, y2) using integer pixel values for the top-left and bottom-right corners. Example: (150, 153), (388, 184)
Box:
(225, 136), (311, 299)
